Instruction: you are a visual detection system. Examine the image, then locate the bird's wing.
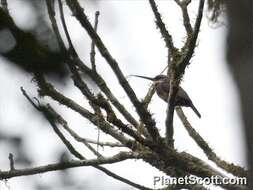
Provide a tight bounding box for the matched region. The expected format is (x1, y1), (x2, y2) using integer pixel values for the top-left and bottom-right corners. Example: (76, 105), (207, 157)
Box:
(175, 87), (192, 105)
(177, 87), (191, 99)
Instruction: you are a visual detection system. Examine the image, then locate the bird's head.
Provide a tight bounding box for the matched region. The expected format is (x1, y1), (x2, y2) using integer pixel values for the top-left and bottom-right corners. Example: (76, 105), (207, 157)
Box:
(152, 75), (168, 83)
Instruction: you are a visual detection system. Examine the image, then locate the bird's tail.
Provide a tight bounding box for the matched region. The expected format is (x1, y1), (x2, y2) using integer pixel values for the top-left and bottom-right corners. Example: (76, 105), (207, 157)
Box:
(190, 103), (201, 118)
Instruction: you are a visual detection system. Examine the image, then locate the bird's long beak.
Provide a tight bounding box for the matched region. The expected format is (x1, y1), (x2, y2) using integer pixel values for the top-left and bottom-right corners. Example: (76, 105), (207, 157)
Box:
(130, 75), (155, 81)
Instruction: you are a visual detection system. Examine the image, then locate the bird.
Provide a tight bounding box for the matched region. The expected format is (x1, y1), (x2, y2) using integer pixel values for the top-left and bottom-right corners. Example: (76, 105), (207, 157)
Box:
(132, 74), (201, 118)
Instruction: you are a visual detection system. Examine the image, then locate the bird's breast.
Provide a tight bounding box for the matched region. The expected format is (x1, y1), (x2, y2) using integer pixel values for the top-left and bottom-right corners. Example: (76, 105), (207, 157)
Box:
(155, 82), (170, 102)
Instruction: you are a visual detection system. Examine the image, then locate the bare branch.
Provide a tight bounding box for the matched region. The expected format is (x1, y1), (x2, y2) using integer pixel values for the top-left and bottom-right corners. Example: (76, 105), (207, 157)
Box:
(177, 0), (205, 75)
(142, 85), (155, 108)
(148, 0), (177, 55)
(50, 105), (125, 148)
(0, 152), (140, 179)
(96, 166), (154, 190)
(58, 0), (78, 57)
(46, 0), (66, 53)
(90, 11), (100, 71)
(175, 0), (193, 35)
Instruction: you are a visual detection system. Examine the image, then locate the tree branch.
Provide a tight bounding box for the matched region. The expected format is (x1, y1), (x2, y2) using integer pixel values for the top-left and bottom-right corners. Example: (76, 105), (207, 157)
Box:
(24, 83), (236, 188)
(65, 0), (161, 142)
(164, 0), (205, 147)
(177, 0), (205, 75)
(51, 102), (125, 147)
(175, 0), (193, 35)
(56, 2), (147, 143)
(176, 107), (247, 177)
(148, 0), (177, 55)
(0, 152), (140, 179)
(21, 88), (151, 190)
(90, 11), (100, 71)
(46, 0), (66, 53)
(58, 0), (78, 57)
(76, 60), (139, 128)
(33, 75), (136, 148)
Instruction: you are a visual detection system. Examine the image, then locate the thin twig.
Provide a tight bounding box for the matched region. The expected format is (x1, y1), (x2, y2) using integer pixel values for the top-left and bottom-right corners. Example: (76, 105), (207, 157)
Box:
(46, 0), (66, 53)
(91, 11), (100, 71)
(96, 127), (101, 154)
(49, 105), (124, 148)
(96, 166), (154, 190)
(58, 0), (78, 56)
